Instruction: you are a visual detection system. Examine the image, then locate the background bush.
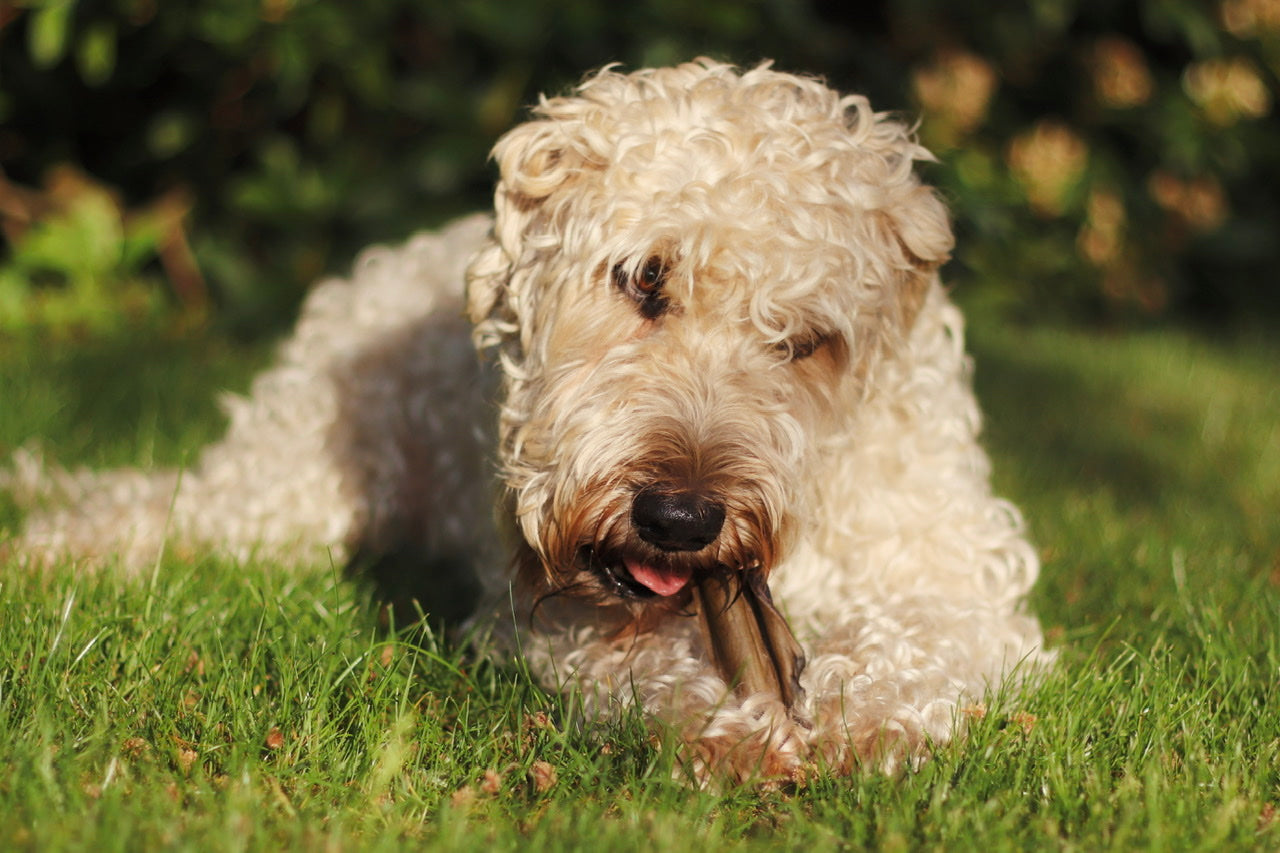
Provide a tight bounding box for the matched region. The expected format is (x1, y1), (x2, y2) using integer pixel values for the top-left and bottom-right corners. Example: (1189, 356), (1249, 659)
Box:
(1, 0), (1277, 334)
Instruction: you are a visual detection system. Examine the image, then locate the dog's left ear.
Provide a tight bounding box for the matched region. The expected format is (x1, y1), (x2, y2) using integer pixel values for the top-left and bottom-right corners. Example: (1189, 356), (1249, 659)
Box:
(840, 101), (955, 335)
(874, 181), (954, 333)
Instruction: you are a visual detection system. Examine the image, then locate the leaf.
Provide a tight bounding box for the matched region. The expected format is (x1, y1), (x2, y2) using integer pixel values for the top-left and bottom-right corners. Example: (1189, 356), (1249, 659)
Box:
(13, 193), (124, 280)
(0, 269), (33, 328)
(28, 0), (75, 69)
(119, 213), (164, 273)
(76, 22), (117, 87)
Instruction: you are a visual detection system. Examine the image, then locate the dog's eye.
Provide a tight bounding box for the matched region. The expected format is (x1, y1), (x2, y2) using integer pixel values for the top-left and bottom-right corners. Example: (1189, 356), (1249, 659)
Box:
(612, 256), (671, 319)
(777, 332), (832, 361)
(637, 257), (667, 294)
(612, 256), (667, 294)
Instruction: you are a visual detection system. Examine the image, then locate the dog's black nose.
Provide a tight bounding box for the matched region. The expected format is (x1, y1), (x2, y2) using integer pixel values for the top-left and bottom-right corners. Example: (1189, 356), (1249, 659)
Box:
(631, 485), (725, 552)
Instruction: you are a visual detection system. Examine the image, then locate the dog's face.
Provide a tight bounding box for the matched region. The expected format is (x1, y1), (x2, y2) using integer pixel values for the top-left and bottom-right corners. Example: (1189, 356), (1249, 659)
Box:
(467, 61), (953, 615)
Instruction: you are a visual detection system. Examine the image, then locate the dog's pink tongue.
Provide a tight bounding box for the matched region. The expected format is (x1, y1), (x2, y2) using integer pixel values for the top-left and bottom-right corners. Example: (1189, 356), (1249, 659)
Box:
(624, 559), (692, 597)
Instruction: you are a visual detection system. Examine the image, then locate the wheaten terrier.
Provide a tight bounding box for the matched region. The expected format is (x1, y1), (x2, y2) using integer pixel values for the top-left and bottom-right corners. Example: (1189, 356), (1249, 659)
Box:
(5, 60), (1047, 780)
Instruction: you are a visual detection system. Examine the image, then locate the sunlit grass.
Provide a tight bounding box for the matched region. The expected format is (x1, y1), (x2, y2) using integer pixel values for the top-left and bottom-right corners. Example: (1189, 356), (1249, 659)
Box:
(2, 313), (1278, 850)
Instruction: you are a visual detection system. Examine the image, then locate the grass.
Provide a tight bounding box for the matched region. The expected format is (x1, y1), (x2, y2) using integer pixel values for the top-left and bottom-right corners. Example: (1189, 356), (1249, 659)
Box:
(1, 311), (1278, 850)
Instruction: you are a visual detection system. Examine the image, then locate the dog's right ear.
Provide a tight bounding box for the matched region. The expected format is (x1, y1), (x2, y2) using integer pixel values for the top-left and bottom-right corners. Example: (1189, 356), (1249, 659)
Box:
(492, 115), (592, 206)
(465, 234), (516, 351)
(466, 112), (595, 345)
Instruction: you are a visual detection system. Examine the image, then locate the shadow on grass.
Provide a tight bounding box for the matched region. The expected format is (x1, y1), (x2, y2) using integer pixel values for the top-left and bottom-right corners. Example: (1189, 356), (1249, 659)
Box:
(968, 324), (1271, 529)
(0, 332), (274, 468)
(971, 335), (1170, 506)
(964, 318), (1280, 639)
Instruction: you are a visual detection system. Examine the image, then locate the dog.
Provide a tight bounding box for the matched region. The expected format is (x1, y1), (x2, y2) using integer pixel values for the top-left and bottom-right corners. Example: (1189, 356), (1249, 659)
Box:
(4, 60), (1047, 781)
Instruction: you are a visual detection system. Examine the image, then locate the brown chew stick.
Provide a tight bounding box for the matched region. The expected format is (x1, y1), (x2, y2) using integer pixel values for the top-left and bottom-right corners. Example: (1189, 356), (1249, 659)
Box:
(693, 570), (806, 710)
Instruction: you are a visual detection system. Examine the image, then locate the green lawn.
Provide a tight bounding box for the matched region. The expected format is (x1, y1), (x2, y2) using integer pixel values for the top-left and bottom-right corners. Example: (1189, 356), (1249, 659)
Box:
(1, 312), (1277, 851)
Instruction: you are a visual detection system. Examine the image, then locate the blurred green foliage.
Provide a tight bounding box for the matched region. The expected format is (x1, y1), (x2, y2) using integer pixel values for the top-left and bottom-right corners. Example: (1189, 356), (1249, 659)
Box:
(0, 167), (170, 332)
(0, 0), (1277, 334)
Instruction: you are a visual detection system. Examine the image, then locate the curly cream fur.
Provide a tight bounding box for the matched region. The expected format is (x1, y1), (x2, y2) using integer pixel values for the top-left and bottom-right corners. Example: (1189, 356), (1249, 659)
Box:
(3, 60), (1046, 782)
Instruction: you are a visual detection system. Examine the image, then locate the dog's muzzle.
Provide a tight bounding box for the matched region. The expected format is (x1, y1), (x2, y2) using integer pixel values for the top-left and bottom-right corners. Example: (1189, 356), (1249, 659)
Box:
(604, 481), (807, 712)
(614, 485), (726, 597)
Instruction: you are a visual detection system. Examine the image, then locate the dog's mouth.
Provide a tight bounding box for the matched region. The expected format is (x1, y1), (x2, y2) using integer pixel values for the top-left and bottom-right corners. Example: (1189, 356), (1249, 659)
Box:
(578, 546), (806, 712)
(582, 547), (695, 600)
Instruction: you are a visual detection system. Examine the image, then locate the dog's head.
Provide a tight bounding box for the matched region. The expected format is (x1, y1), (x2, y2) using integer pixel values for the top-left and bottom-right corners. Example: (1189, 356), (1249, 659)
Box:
(467, 60), (953, 616)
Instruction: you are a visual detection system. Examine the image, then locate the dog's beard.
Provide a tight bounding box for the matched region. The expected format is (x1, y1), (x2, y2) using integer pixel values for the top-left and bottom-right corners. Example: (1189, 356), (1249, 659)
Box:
(522, 506), (807, 712)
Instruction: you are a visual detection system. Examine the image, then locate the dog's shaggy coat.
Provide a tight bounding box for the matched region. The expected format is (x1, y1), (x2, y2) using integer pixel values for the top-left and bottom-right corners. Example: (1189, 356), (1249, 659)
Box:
(4, 60), (1046, 780)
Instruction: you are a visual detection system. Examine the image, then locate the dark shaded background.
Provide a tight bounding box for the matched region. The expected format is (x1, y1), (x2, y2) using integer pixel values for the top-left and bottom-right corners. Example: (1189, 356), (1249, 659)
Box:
(1, 0), (1277, 335)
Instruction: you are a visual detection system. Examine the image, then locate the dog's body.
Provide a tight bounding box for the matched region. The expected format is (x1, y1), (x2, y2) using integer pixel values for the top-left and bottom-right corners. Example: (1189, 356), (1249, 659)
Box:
(5, 61), (1046, 780)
